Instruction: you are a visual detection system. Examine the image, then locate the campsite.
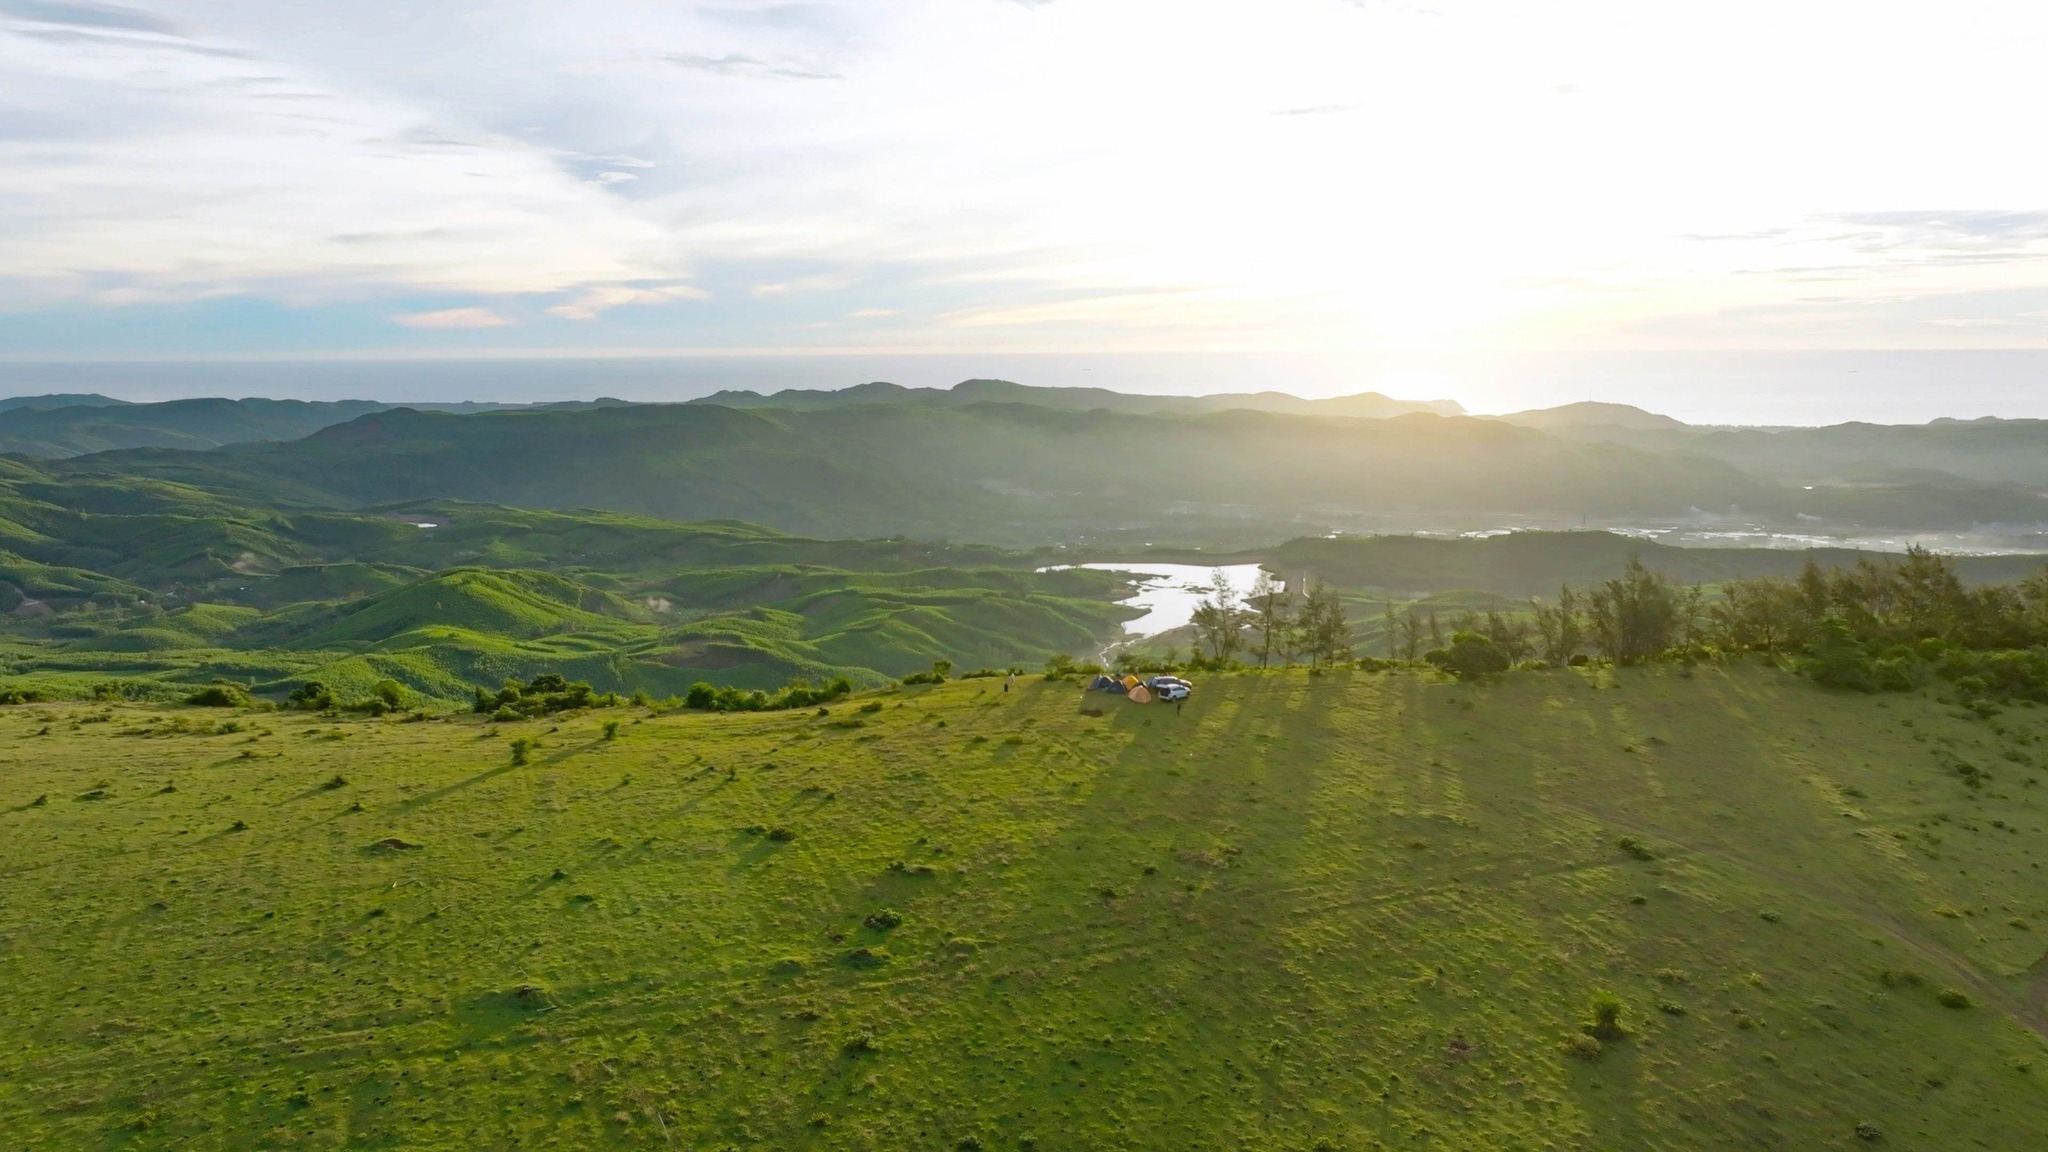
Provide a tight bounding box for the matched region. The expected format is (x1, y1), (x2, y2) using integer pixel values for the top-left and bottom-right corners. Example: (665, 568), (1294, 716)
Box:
(1087, 672), (1194, 705)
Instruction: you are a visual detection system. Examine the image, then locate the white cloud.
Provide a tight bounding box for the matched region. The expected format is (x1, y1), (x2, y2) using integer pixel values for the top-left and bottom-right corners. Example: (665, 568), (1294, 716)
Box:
(0, 3), (676, 308)
(546, 284), (708, 320)
(7, 0), (2048, 352)
(750, 274), (857, 299)
(394, 306), (513, 329)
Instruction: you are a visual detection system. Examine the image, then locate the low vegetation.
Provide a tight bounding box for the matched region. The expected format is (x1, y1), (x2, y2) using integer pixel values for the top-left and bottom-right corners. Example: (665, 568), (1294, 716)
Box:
(3, 665), (2046, 1148)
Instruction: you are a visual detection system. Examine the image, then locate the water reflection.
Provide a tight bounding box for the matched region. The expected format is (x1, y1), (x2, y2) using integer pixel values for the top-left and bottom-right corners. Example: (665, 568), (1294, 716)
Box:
(1038, 562), (1270, 638)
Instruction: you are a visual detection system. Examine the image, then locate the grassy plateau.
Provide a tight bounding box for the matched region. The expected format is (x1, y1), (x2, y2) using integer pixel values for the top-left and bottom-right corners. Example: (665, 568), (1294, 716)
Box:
(4, 662), (2048, 1149)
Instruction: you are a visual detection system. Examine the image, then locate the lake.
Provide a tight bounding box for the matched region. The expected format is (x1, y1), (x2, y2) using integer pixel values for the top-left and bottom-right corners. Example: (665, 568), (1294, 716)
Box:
(1038, 562), (1271, 638)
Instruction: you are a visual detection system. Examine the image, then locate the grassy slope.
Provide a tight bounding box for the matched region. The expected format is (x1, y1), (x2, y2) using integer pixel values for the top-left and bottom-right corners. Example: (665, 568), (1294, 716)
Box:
(2, 664), (2045, 1150)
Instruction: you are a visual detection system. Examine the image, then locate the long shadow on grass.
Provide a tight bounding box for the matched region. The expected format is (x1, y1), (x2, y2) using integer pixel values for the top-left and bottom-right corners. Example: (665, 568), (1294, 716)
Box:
(390, 739), (605, 814)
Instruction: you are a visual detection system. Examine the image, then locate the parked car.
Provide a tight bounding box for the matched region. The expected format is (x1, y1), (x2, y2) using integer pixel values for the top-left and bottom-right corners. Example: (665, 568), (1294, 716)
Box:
(1152, 680), (1191, 701)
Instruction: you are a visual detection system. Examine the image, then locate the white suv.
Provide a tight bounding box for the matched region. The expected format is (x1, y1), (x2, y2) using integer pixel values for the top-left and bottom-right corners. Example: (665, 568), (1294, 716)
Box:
(1145, 676), (1191, 701)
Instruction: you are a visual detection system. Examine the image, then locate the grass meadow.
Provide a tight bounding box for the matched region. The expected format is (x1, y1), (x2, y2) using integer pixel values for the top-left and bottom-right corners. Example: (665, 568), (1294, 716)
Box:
(3, 663), (2046, 1149)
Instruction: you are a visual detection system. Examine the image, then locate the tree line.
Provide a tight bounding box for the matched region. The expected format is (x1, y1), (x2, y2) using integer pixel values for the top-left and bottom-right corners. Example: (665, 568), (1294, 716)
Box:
(1391, 548), (2048, 695)
(1142, 549), (2048, 698)
(1186, 570), (1353, 668)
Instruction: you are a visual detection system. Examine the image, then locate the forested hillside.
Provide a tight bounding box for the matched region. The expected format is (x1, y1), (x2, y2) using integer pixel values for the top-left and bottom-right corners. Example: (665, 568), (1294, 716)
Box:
(47, 401), (2047, 546)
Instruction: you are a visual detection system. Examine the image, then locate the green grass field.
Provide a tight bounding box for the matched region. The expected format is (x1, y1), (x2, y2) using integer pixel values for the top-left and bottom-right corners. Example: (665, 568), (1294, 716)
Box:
(4, 663), (2046, 1149)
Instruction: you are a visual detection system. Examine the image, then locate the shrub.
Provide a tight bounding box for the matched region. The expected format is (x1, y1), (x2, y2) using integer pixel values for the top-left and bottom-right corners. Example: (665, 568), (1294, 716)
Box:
(766, 826), (797, 842)
(1936, 987), (1974, 1009)
(1425, 632), (1511, 680)
(491, 706), (522, 723)
(1562, 1033), (1603, 1061)
(1618, 836), (1656, 861)
(475, 674), (613, 718)
(287, 680), (335, 710)
(1802, 618), (1877, 692)
(863, 909), (903, 931)
(602, 720), (620, 741)
(1855, 1121), (1883, 1142)
(900, 659), (953, 686)
(509, 737), (536, 766)
(1585, 990), (1632, 1042)
(857, 700), (884, 714)
(683, 677), (850, 714)
(186, 683), (253, 708)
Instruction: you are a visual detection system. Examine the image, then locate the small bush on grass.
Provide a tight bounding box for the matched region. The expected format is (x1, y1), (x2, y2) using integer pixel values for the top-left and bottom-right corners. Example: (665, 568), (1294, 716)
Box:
(685, 677), (852, 713)
(1562, 1033), (1603, 1061)
(475, 674), (622, 718)
(186, 682), (253, 708)
(287, 680), (335, 710)
(1618, 836), (1657, 861)
(1585, 990), (1632, 1042)
(900, 659), (953, 686)
(509, 737), (536, 766)
(863, 909), (903, 931)
(1937, 987), (1974, 1009)
(1425, 632), (1511, 680)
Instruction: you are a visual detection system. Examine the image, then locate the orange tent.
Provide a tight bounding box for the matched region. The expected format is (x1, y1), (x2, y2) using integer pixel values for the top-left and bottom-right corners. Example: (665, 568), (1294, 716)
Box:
(1121, 674), (1140, 690)
(1127, 685), (1153, 704)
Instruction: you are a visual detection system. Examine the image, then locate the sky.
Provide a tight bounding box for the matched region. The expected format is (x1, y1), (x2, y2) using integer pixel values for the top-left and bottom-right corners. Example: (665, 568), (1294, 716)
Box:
(5, 1), (2048, 402)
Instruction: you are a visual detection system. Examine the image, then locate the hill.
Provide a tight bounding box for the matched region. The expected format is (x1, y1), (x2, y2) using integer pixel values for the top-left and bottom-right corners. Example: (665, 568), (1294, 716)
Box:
(0, 392), (129, 414)
(1494, 401), (1689, 432)
(65, 402), (2021, 547)
(2, 664), (2045, 1148)
(0, 397), (641, 458)
(689, 377), (1466, 418)
(0, 397), (401, 457)
(1516, 416), (2048, 490)
(247, 567), (644, 648)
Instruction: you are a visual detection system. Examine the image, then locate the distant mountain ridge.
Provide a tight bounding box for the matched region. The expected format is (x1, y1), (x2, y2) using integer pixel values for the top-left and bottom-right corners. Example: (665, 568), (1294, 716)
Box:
(0, 393), (130, 414)
(0, 395), (634, 458)
(687, 378), (1466, 418)
(45, 400), (2048, 549)
(1493, 401), (1690, 431)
